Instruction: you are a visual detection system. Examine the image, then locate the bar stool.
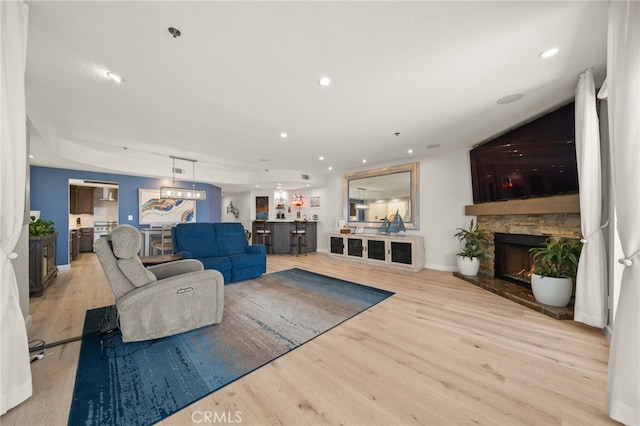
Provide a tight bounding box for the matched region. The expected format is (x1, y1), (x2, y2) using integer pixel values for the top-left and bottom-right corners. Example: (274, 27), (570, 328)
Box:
(290, 220), (307, 256)
(151, 223), (174, 255)
(254, 220), (271, 254)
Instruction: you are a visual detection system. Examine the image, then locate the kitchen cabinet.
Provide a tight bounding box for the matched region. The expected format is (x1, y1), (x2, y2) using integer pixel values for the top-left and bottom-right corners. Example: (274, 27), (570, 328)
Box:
(328, 233), (424, 272)
(70, 185), (95, 214)
(29, 233), (58, 296)
(79, 227), (94, 252)
(69, 229), (79, 260)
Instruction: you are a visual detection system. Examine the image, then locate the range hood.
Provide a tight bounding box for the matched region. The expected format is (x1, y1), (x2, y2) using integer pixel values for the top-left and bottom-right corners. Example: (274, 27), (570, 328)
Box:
(96, 187), (118, 201)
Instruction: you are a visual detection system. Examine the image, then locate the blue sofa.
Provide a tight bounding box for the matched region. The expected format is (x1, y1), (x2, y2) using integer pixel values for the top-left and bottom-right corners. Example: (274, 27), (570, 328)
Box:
(172, 222), (266, 284)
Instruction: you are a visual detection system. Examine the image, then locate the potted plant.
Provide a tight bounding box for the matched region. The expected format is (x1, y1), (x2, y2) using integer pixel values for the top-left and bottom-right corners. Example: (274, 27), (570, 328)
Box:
(454, 219), (489, 276)
(29, 216), (55, 236)
(528, 238), (582, 307)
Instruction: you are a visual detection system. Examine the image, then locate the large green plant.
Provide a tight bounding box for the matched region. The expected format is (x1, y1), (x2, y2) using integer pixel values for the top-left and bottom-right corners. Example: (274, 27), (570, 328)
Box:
(529, 238), (582, 278)
(454, 219), (489, 259)
(29, 216), (56, 236)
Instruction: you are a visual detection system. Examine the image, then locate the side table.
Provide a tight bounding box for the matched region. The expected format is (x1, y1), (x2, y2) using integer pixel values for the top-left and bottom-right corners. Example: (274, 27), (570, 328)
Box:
(139, 254), (183, 267)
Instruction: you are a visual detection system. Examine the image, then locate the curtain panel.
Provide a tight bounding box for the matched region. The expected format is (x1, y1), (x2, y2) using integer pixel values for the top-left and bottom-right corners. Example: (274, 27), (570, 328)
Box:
(605, 1), (640, 424)
(573, 68), (608, 328)
(0, 0), (32, 415)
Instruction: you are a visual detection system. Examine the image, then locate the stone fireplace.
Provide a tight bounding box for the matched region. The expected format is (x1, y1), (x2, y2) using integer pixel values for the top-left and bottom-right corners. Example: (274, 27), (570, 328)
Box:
(493, 233), (547, 287)
(477, 212), (581, 278)
(455, 194), (582, 319)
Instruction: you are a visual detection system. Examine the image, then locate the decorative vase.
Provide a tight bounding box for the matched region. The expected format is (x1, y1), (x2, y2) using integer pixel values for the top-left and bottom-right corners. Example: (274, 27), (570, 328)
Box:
(457, 255), (480, 276)
(530, 274), (573, 307)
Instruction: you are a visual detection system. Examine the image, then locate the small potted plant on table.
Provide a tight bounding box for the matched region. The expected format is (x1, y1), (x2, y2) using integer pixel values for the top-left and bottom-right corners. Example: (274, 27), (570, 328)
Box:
(454, 219), (489, 276)
(528, 238), (582, 307)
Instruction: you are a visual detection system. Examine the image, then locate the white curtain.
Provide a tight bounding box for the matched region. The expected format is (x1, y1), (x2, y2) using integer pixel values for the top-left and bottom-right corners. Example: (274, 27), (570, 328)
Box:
(0, 0), (32, 415)
(605, 1), (640, 424)
(573, 69), (608, 328)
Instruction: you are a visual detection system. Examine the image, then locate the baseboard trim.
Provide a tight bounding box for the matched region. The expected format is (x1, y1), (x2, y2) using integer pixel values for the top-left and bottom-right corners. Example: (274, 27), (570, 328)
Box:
(424, 263), (458, 272)
(603, 324), (613, 342)
(58, 264), (70, 271)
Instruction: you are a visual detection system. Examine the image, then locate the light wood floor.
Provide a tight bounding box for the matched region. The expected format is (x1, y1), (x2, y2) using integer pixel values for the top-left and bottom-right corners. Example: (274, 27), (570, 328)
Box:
(3, 252), (617, 425)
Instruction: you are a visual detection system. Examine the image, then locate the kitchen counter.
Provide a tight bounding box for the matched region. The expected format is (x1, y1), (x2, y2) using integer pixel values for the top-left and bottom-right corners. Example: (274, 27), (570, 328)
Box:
(251, 221), (317, 254)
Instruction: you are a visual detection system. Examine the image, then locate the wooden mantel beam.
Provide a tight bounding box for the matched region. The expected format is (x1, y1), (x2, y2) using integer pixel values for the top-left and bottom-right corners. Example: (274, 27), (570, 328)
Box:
(465, 194), (580, 216)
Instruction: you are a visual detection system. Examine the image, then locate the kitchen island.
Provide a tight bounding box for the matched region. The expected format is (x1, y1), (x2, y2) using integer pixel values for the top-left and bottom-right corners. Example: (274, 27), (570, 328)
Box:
(251, 221), (317, 254)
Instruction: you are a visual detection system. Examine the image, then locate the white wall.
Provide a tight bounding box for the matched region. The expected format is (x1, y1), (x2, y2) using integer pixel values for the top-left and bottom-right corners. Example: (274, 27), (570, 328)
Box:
(221, 192), (252, 232)
(322, 149), (473, 270)
(419, 148), (474, 270)
(223, 149), (473, 266)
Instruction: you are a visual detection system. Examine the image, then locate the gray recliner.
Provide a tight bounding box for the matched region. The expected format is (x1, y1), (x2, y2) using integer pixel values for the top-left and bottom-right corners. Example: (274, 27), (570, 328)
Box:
(94, 224), (224, 342)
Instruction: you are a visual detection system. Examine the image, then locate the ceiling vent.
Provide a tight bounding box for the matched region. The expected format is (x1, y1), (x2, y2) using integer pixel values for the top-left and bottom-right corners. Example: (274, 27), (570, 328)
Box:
(301, 174), (310, 180)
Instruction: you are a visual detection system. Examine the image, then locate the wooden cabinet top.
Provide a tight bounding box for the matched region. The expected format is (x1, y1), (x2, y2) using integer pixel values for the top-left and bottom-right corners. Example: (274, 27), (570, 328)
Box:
(329, 232), (423, 242)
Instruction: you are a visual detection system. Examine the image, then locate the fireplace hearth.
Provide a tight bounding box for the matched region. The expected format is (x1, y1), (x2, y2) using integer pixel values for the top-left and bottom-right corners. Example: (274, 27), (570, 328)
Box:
(494, 233), (546, 288)
(455, 196), (580, 320)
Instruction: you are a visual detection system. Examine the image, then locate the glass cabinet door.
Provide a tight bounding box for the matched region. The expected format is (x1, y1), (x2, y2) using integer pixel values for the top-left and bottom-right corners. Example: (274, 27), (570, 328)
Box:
(330, 236), (345, 255)
(367, 239), (386, 261)
(390, 241), (413, 265)
(347, 238), (364, 257)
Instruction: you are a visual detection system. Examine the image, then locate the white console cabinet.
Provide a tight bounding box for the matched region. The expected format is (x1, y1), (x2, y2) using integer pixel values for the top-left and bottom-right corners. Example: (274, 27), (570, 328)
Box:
(328, 233), (424, 272)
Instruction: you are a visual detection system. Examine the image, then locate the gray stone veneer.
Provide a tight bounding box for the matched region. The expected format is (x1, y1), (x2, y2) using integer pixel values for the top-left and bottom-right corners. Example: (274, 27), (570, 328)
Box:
(477, 213), (581, 276)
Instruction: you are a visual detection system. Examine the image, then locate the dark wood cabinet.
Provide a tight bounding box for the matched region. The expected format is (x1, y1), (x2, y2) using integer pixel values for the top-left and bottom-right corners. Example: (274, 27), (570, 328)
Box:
(79, 227), (94, 252)
(252, 221), (317, 254)
(69, 229), (79, 260)
(70, 185), (95, 214)
(29, 233), (58, 296)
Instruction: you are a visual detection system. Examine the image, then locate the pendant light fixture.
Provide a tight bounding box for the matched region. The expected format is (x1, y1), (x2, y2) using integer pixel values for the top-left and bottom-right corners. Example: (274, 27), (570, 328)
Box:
(355, 187), (369, 210)
(160, 156), (207, 201)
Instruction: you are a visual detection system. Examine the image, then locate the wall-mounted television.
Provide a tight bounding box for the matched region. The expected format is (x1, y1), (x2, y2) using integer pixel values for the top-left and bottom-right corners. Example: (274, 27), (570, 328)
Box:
(470, 102), (578, 204)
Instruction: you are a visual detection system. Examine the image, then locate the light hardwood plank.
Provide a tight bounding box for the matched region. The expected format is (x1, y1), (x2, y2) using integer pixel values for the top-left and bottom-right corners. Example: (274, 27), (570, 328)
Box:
(2, 252), (617, 425)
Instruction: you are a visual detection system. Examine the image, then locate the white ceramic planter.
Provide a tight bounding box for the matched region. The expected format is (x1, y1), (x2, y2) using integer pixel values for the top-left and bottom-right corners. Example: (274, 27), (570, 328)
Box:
(530, 274), (573, 307)
(457, 255), (480, 276)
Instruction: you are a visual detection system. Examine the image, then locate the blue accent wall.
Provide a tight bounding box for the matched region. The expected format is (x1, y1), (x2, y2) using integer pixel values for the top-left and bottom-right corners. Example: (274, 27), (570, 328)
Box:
(30, 166), (222, 265)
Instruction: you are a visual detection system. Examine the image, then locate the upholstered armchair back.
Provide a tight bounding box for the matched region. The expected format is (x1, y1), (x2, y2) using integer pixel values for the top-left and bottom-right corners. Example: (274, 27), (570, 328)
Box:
(94, 225), (157, 300)
(213, 223), (249, 256)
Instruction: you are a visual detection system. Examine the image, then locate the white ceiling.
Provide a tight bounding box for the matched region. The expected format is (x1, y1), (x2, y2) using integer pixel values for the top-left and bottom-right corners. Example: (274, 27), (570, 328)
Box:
(25, 1), (608, 194)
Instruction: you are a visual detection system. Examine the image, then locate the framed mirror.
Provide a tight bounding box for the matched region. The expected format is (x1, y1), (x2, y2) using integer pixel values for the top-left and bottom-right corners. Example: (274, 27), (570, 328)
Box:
(343, 163), (419, 229)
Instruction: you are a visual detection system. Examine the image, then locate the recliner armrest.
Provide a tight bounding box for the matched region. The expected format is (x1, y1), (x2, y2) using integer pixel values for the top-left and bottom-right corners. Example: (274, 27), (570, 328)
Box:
(147, 259), (204, 280)
(246, 245), (266, 256)
(118, 269), (224, 313)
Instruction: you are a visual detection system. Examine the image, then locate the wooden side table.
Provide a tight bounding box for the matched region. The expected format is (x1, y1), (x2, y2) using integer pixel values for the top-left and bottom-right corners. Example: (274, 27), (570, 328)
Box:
(139, 254), (183, 266)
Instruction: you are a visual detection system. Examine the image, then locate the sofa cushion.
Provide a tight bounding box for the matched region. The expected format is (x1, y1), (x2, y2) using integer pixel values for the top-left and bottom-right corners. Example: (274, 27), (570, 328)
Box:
(228, 253), (264, 269)
(173, 223), (219, 258)
(214, 223), (249, 256)
(199, 256), (233, 284)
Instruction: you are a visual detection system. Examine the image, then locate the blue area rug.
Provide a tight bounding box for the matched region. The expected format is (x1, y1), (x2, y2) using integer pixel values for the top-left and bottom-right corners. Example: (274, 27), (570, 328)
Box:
(68, 268), (393, 426)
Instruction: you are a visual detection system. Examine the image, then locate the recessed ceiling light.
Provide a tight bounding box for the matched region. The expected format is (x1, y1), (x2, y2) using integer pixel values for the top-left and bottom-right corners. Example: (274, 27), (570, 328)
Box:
(280, 132), (288, 138)
(496, 94), (524, 105)
(28, 154), (34, 159)
(318, 156), (324, 161)
(539, 48), (559, 58)
(318, 77), (332, 87)
(328, 166), (333, 171)
(106, 72), (124, 83)
(255, 185), (260, 188)
(362, 159), (367, 164)
(407, 149), (413, 154)
(306, 184), (310, 187)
